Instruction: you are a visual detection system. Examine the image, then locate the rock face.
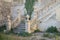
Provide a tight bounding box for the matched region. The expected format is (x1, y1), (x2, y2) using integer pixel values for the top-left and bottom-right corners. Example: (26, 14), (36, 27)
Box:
(1, 0), (60, 33)
(0, 0), (26, 31)
(0, 0), (12, 26)
(31, 0), (60, 31)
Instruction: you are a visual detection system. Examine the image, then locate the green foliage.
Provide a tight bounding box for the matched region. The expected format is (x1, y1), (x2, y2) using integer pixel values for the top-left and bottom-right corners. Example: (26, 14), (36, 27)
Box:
(0, 25), (6, 32)
(46, 26), (58, 33)
(5, 28), (14, 34)
(18, 32), (32, 37)
(55, 35), (59, 40)
(0, 33), (19, 40)
(43, 33), (49, 37)
(25, 0), (35, 19)
(0, 34), (3, 40)
(43, 33), (55, 38)
(55, 33), (60, 36)
(34, 29), (40, 33)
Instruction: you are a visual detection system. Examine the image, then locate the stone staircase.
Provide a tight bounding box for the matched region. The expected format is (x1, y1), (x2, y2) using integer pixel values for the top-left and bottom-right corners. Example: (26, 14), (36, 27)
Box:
(13, 20), (25, 33)
(11, 0), (60, 33)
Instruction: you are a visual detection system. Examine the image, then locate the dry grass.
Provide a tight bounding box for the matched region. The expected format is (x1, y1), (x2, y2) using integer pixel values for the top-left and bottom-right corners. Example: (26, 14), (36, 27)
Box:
(0, 33), (30, 40)
(0, 33), (60, 40)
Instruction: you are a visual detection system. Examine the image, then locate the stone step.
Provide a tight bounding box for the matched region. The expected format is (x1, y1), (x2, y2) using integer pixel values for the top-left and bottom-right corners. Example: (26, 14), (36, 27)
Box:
(13, 30), (25, 33)
(13, 28), (25, 33)
(18, 28), (25, 30)
(17, 27), (25, 29)
(13, 21), (25, 33)
(17, 25), (25, 28)
(17, 25), (25, 27)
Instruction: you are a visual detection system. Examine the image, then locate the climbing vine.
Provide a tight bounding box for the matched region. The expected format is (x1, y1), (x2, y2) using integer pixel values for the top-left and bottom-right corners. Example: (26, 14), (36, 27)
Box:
(25, 0), (36, 19)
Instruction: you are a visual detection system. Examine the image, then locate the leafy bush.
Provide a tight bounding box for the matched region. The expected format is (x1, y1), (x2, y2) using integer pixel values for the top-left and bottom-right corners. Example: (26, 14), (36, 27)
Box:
(18, 32), (32, 37)
(46, 26), (58, 33)
(34, 29), (40, 33)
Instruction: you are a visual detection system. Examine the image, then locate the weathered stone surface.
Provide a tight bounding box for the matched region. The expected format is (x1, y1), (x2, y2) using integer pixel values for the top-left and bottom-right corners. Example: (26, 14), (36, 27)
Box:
(0, 0), (12, 26)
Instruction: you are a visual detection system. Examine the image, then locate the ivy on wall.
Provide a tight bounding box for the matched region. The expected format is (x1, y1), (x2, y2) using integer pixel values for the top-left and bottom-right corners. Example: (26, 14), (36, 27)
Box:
(25, 0), (36, 19)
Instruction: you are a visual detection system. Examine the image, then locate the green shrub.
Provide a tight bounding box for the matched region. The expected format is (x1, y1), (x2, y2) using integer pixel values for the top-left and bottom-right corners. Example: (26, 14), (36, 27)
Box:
(5, 28), (14, 34)
(0, 25), (6, 32)
(18, 32), (32, 37)
(46, 26), (58, 33)
(34, 29), (40, 33)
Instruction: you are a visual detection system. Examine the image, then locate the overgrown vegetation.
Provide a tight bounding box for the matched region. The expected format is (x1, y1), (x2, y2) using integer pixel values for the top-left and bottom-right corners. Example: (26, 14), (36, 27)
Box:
(25, 0), (36, 19)
(0, 33), (20, 40)
(18, 32), (32, 37)
(0, 33), (32, 40)
(55, 33), (60, 36)
(46, 26), (58, 33)
(5, 28), (14, 35)
(0, 25), (6, 32)
(43, 33), (55, 38)
(0, 25), (32, 37)
(0, 34), (3, 40)
(34, 29), (40, 33)
(43, 33), (49, 37)
(43, 33), (60, 39)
